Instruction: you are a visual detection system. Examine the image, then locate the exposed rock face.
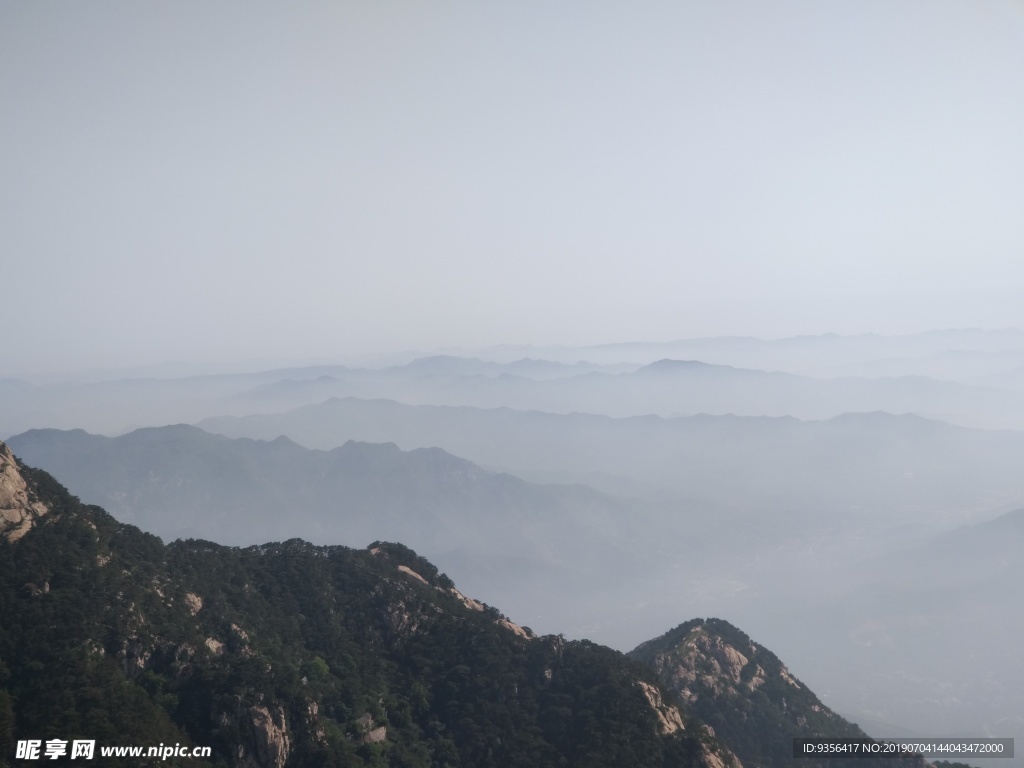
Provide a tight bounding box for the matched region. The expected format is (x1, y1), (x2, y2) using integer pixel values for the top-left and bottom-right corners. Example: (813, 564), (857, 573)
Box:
(356, 713), (387, 744)
(630, 618), (872, 768)
(701, 742), (732, 768)
(117, 636), (152, 676)
(746, 664), (765, 691)
(637, 679), (685, 734)
(0, 442), (48, 542)
(386, 601), (421, 639)
(449, 586), (485, 611)
(778, 665), (801, 688)
(641, 623), (751, 700)
(235, 703), (290, 768)
(397, 564), (429, 584)
(496, 618), (535, 639)
(184, 592), (203, 615)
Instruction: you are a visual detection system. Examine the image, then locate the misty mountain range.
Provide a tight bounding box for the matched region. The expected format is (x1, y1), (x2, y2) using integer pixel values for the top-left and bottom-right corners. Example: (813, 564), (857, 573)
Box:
(3, 329), (1023, 760)
(6, 425), (659, 602)
(200, 398), (1024, 540)
(7, 330), (1024, 439)
(8, 419), (1024, 747)
(10, 0), (1024, 763)
(225, 357), (1024, 429)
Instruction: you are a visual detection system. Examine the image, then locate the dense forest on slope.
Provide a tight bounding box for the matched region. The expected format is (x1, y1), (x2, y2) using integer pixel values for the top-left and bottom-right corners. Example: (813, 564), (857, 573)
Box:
(0, 444), (941, 768)
(0, 447), (728, 768)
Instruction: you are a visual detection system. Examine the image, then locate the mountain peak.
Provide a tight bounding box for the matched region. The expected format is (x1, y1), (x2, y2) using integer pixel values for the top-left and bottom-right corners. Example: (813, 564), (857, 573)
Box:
(629, 618), (875, 768)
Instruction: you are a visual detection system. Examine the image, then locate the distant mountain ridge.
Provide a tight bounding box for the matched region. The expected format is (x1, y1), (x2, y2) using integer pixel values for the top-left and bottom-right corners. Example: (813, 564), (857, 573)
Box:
(8, 329), (1024, 439)
(197, 397), (1024, 537)
(218, 354), (1024, 427)
(6, 424), (644, 552)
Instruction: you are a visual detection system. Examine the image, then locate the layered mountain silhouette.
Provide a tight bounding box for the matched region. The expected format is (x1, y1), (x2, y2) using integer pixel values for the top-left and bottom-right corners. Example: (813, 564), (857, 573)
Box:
(221, 358), (1023, 428)
(7, 330), (1024, 439)
(12, 412), (1024, 742)
(6, 424), (655, 549)
(198, 398), (1024, 538)
(6, 426), (665, 634)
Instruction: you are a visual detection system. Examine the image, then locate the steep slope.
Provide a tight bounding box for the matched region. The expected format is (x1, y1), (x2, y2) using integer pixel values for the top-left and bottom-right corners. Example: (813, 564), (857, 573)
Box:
(0, 444), (737, 768)
(0, 442), (49, 542)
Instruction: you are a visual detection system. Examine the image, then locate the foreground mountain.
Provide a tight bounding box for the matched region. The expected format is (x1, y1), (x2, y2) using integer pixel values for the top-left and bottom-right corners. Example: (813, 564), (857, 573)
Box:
(0, 442), (735, 768)
(1, 444), (939, 768)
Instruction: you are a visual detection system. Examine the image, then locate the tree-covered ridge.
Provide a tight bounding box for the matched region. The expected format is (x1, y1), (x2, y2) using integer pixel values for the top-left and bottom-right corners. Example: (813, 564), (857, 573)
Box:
(0, 450), (732, 768)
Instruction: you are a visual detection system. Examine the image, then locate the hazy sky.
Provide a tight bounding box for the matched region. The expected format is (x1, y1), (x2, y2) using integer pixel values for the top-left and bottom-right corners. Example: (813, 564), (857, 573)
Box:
(3, 1), (1024, 375)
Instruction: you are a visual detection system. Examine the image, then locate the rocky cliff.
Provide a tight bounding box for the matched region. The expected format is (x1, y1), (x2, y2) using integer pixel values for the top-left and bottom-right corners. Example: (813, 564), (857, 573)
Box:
(629, 619), (924, 768)
(0, 442), (48, 542)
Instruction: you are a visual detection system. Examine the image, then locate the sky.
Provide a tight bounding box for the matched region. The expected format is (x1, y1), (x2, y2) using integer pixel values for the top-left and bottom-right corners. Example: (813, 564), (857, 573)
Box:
(3, 1), (1024, 375)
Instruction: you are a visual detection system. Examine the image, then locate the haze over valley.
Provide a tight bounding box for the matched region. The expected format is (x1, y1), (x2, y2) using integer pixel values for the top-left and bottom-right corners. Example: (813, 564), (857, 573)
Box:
(4, 1), (1024, 765)
(5, 329), (1024, 750)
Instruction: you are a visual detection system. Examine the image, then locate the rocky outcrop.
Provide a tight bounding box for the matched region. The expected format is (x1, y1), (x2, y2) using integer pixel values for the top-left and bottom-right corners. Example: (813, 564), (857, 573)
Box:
(778, 664), (802, 688)
(355, 713), (387, 744)
(184, 592), (203, 615)
(630, 618), (867, 768)
(117, 636), (152, 676)
(642, 624), (751, 700)
(397, 564), (429, 584)
(496, 618), (535, 639)
(700, 741), (738, 768)
(231, 701), (290, 768)
(637, 679), (685, 734)
(385, 601), (421, 639)
(449, 586), (485, 611)
(0, 442), (48, 542)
